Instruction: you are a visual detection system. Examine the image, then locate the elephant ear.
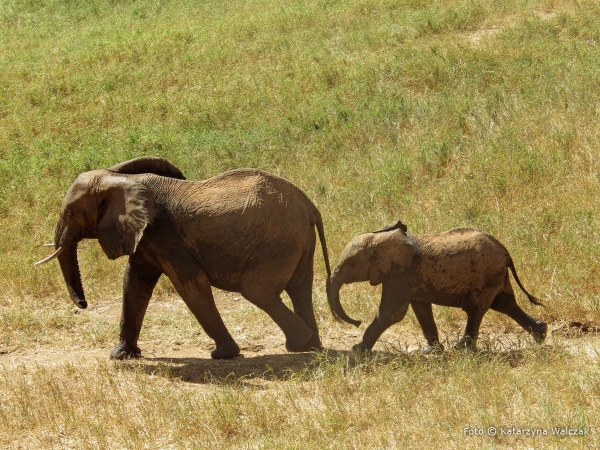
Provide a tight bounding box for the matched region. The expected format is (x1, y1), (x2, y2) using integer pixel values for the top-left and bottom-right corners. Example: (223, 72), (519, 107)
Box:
(108, 157), (186, 180)
(369, 229), (414, 286)
(372, 220), (408, 234)
(97, 176), (156, 260)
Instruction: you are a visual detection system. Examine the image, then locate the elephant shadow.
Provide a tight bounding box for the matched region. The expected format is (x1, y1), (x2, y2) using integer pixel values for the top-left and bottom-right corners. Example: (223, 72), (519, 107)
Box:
(112, 342), (549, 385)
(113, 349), (353, 386)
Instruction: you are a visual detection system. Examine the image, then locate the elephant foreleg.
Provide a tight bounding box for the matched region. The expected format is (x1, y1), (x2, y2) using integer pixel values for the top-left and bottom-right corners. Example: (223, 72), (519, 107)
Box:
(110, 256), (162, 360)
(355, 278), (410, 353)
(456, 311), (484, 351)
(410, 301), (443, 353)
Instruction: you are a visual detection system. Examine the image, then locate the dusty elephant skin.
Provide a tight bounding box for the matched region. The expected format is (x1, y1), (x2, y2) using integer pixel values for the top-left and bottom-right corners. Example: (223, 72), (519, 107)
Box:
(36, 157), (331, 360)
(327, 221), (547, 353)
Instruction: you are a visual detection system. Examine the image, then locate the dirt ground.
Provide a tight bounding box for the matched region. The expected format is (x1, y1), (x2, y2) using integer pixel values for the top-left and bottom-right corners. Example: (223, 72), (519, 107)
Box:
(1, 290), (599, 383)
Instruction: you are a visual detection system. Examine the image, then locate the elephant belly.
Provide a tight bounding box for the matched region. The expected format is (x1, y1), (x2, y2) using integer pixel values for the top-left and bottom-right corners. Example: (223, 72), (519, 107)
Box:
(204, 248), (302, 295)
(410, 286), (466, 308)
(205, 270), (244, 292)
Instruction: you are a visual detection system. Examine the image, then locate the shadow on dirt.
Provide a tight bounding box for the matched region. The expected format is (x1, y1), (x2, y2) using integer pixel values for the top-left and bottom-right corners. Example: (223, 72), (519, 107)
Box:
(113, 349), (348, 386)
(111, 343), (557, 386)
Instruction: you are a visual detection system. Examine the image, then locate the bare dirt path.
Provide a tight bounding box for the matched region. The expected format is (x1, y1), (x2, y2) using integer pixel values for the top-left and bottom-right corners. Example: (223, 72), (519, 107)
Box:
(1, 290), (599, 383)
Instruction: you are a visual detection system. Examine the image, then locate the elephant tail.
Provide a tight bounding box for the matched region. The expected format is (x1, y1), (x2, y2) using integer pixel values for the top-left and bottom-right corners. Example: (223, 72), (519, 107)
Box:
(508, 258), (544, 307)
(313, 209), (332, 282)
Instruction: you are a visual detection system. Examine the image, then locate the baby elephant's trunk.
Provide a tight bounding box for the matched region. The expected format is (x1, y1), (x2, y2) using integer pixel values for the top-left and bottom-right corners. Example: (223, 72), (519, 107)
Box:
(326, 278), (362, 327)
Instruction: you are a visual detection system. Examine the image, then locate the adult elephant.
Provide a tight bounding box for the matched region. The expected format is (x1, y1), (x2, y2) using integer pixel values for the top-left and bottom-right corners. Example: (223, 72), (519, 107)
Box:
(326, 221), (547, 353)
(36, 157), (331, 360)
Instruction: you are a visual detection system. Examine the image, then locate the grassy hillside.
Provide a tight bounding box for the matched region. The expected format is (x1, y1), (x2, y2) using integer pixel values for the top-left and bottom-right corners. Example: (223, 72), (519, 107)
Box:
(2, 0), (599, 314)
(1, 0), (599, 447)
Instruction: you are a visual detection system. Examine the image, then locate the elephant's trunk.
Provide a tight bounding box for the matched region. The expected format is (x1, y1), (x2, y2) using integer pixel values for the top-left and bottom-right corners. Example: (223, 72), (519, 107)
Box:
(56, 242), (87, 309)
(51, 216), (88, 309)
(326, 276), (361, 327)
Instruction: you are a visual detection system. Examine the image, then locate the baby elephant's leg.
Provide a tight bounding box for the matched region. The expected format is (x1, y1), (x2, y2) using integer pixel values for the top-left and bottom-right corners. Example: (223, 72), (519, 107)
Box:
(456, 289), (498, 351)
(354, 278), (410, 352)
(491, 283), (547, 343)
(411, 301), (444, 353)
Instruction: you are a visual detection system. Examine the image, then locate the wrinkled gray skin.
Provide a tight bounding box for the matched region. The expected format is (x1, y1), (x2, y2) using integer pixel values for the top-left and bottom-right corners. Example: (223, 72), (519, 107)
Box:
(37, 157), (331, 360)
(327, 222), (547, 353)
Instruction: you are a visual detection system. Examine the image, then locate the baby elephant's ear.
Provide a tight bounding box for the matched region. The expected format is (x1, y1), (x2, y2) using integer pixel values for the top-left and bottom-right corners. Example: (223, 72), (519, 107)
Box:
(96, 176), (156, 260)
(372, 220), (408, 234)
(369, 229), (414, 286)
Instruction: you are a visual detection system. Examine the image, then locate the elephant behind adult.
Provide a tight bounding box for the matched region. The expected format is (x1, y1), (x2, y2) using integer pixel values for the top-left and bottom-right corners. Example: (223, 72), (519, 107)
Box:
(36, 157), (331, 360)
(327, 221), (547, 352)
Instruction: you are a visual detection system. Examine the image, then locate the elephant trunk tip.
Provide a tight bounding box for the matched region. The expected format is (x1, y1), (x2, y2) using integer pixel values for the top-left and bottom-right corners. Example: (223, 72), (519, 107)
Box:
(67, 285), (88, 309)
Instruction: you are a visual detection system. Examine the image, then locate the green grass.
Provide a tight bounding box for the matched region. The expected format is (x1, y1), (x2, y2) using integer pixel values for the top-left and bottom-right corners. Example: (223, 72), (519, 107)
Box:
(1, 0), (600, 447)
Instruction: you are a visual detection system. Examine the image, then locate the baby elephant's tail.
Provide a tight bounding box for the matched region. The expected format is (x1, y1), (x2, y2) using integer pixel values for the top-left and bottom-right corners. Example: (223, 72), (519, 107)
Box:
(508, 258), (544, 307)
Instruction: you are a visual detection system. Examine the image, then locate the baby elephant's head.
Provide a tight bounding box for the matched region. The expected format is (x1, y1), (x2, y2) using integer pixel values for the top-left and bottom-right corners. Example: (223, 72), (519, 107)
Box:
(326, 222), (415, 326)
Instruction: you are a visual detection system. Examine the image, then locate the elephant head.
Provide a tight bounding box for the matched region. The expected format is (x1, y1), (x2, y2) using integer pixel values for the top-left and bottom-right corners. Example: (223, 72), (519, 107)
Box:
(326, 221), (414, 327)
(35, 157), (185, 309)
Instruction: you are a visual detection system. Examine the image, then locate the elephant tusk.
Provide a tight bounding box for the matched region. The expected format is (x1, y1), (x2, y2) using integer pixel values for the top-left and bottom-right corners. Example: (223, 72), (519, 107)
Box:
(34, 246), (64, 266)
(43, 243), (55, 247)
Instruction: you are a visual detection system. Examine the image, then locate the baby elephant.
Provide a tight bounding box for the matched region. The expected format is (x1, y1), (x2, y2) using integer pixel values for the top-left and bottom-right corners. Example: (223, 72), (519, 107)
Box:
(327, 221), (547, 353)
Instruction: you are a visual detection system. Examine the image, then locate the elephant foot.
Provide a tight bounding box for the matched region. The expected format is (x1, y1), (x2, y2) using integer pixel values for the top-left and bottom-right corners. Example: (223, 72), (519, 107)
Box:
(531, 321), (547, 344)
(422, 342), (445, 354)
(292, 333), (323, 353)
(293, 342), (323, 352)
(454, 337), (478, 352)
(211, 340), (241, 359)
(352, 342), (372, 355)
(110, 343), (142, 360)
(285, 326), (314, 353)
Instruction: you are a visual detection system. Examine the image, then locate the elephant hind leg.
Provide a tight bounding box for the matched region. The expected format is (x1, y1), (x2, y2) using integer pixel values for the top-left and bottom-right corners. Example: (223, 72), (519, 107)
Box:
(456, 311), (485, 351)
(490, 283), (547, 343)
(170, 273), (240, 359)
(285, 269), (322, 351)
(244, 284), (314, 353)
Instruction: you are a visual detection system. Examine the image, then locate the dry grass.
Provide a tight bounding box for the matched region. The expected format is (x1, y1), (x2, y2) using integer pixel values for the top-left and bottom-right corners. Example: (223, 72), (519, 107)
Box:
(2, 288), (599, 448)
(1, 341), (599, 449)
(2, 0), (600, 447)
